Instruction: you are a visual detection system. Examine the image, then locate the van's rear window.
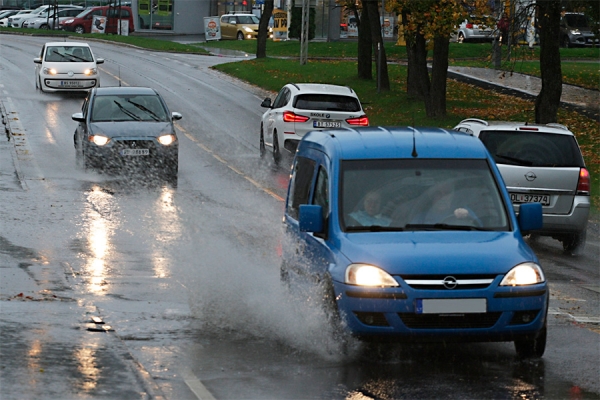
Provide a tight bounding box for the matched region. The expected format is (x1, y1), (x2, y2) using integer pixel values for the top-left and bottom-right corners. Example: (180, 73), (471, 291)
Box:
(479, 131), (585, 167)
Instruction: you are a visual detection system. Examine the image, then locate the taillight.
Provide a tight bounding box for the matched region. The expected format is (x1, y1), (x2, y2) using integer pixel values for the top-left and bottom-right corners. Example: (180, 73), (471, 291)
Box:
(576, 168), (590, 194)
(466, 23), (473, 29)
(346, 115), (369, 126)
(283, 111), (309, 123)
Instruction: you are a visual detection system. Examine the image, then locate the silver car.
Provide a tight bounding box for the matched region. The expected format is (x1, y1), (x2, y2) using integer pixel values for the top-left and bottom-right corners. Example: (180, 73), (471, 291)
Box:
(455, 15), (494, 43)
(453, 119), (590, 255)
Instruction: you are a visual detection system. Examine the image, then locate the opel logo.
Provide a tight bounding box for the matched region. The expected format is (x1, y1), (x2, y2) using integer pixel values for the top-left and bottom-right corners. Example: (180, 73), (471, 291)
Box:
(525, 171), (537, 181)
(443, 276), (458, 289)
(68, 71), (74, 77)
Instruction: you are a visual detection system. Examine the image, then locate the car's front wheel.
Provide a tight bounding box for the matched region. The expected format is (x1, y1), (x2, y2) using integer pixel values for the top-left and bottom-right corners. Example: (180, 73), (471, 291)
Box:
(514, 323), (547, 358)
(457, 32), (465, 43)
(74, 25), (85, 34)
(259, 124), (266, 157)
(237, 31), (244, 40)
(561, 36), (571, 48)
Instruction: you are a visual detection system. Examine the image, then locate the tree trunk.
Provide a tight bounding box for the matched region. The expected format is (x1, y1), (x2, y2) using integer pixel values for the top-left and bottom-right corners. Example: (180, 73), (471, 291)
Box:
(427, 35), (450, 118)
(534, 0), (562, 123)
(357, 3), (372, 80)
(406, 28), (429, 100)
(365, 0), (389, 91)
(257, 0), (274, 59)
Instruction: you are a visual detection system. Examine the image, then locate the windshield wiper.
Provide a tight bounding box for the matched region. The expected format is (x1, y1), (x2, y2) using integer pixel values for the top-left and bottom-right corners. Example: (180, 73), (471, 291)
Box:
(404, 223), (490, 231)
(113, 101), (141, 121)
(126, 99), (160, 121)
(346, 226), (404, 232)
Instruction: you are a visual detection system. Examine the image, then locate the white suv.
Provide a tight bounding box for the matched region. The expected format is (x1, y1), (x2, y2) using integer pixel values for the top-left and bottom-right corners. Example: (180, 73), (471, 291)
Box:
(260, 83), (369, 161)
(453, 118), (590, 254)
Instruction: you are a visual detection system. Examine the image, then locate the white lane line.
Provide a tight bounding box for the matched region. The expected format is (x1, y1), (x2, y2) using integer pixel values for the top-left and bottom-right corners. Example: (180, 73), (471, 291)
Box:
(181, 368), (216, 400)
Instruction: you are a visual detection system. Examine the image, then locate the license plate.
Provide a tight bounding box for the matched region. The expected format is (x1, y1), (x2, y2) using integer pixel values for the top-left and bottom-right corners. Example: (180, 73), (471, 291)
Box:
(314, 120), (341, 128)
(510, 193), (550, 206)
(120, 149), (149, 156)
(60, 80), (83, 88)
(416, 298), (486, 314)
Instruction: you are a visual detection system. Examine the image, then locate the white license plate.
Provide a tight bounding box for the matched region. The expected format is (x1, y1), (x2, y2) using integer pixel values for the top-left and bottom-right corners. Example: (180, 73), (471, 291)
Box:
(510, 193), (550, 206)
(314, 120), (341, 128)
(416, 298), (486, 314)
(60, 80), (83, 88)
(120, 149), (149, 156)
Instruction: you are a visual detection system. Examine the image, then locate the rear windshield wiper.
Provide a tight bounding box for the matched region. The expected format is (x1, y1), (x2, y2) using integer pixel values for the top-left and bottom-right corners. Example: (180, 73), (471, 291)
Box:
(494, 153), (533, 166)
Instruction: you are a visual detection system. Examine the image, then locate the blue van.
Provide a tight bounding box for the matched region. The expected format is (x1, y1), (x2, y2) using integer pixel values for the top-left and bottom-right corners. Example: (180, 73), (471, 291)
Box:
(282, 126), (548, 358)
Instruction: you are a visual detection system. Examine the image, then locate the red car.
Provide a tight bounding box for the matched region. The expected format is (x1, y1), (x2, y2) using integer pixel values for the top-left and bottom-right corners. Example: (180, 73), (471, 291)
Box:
(60, 5), (134, 34)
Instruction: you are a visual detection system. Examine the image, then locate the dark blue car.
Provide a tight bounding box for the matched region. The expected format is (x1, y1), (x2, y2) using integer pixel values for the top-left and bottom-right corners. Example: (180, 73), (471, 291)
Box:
(282, 126), (548, 358)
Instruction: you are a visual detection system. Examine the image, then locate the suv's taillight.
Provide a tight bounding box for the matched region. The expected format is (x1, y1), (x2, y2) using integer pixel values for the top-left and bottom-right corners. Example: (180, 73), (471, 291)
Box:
(577, 168), (590, 195)
(283, 111), (309, 123)
(346, 115), (369, 126)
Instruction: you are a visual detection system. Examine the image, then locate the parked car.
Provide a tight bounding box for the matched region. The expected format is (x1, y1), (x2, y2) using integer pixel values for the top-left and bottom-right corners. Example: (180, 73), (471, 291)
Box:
(60, 5), (134, 34)
(453, 119), (590, 254)
(71, 86), (181, 182)
(23, 7), (83, 29)
(281, 126), (547, 358)
(260, 83), (369, 161)
(560, 12), (599, 48)
(0, 9), (30, 27)
(219, 12), (269, 40)
(34, 41), (104, 93)
(455, 15), (494, 43)
(9, 4), (81, 28)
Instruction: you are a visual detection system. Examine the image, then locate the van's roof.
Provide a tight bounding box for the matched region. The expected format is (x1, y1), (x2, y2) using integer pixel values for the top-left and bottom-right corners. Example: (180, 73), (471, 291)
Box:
(299, 126), (490, 160)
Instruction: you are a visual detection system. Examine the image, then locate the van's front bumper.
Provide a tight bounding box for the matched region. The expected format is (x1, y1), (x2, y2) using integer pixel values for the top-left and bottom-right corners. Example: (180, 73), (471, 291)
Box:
(332, 279), (548, 342)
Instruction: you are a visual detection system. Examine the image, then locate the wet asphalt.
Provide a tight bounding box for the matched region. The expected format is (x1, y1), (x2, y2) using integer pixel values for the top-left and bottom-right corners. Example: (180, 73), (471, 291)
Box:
(0, 34), (598, 399)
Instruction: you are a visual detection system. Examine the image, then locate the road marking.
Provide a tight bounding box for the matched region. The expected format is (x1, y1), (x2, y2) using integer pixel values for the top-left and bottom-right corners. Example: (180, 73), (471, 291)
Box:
(181, 368), (216, 400)
(177, 123), (285, 202)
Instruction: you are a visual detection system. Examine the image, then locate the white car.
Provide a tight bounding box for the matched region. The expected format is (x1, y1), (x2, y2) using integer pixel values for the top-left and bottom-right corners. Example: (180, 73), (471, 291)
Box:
(23, 7), (82, 29)
(0, 9), (30, 27)
(260, 83), (369, 161)
(9, 4), (80, 28)
(34, 42), (104, 93)
(453, 118), (590, 254)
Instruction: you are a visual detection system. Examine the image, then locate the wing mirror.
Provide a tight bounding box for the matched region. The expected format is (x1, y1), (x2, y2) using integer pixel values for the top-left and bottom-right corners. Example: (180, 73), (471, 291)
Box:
(260, 98), (272, 108)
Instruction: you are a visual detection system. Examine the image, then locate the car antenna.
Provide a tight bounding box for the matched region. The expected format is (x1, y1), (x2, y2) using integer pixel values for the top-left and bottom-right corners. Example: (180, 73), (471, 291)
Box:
(118, 66), (121, 87)
(411, 128), (418, 158)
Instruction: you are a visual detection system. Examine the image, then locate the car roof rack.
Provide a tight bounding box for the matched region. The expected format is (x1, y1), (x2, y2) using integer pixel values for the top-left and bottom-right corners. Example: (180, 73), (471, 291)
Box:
(459, 118), (488, 125)
(545, 123), (569, 131)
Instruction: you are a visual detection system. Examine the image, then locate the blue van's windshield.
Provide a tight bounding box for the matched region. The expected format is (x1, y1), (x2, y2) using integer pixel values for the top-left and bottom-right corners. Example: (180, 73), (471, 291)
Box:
(341, 159), (509, 231)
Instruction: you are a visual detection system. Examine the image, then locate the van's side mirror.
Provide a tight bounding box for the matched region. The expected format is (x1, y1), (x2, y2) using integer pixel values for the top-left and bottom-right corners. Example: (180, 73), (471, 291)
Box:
(96, 58), (104, 64)
(518, 202), (543, 232)
(260, 98), (272, 108)
(33, 57), (42, 64)
(299, 204), (324, 233)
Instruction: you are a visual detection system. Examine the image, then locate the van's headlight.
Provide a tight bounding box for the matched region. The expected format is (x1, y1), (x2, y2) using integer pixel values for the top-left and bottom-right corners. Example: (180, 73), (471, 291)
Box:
(90, 135), (110, 146)
(84, 68), (97, 76)
(345, 264), (399, 287)
(500, 262), (545, 286)
(43, 67), (57, 75)
(157, 134), (176, 146)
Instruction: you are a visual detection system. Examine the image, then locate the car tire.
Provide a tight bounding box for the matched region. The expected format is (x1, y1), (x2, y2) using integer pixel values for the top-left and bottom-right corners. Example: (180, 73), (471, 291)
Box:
(74, 25), (85, 34)
(40, 23), (48, 29)
(237, 31), (244, 40)
(272, 130), (281, 162)
(514, 323), (547, 359)
(561, 36), (571, 48)
(457, 32), (465, 43)
(562, 230), (586, 254)
(259, 124), (266, 157)
(320, 276), (349, 346)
